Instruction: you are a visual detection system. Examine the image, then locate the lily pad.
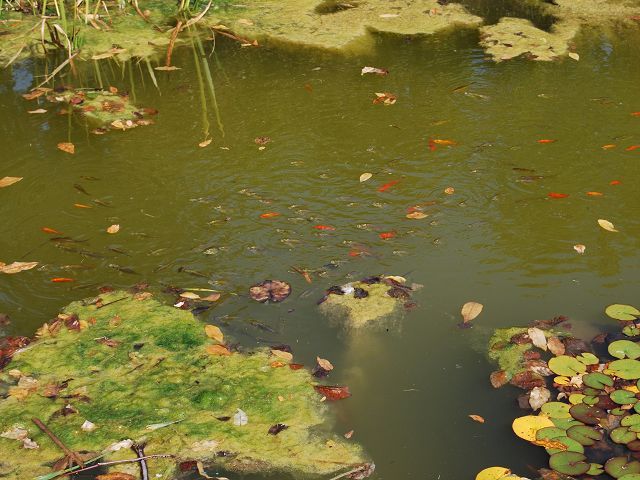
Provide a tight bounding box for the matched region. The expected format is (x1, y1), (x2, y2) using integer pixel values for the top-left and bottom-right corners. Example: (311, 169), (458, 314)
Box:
(549, 451), (590, 476)
(576, 352), (599, 365)
(623, 325), (640, 337)
(584, 372), (614, 389)
(569, 404), (606, 425)
(566, 425), (602, 446)
(611, 426), (637, 444)
(609, 340), (640, 360)
(608, 359), (640, 380)
(611, 389), (638, 405)
(622, 415), (640, 427)
(548, 356), (587, 376)
(606, 304), (640, 321)
(605, 457), (640, 478)
(541, 402), (571, 419)
(537, 427), (568, 441)
(589, 463), (605, 476)
(620, 474), (640, 480)
(475, 467), (512, 480)
(545, 436), (584, 455)
(512, 415), (555, 441)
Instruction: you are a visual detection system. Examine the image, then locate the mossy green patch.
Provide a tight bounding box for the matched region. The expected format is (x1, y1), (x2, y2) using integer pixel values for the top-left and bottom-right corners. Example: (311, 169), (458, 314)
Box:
(488, 327), (530, 379)
(0, 292), (369, 479)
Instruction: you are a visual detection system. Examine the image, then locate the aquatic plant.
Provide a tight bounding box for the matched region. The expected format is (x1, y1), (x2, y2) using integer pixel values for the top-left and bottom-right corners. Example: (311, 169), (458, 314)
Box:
(480, 303), (640, 479)
(0, 291), (372, 479)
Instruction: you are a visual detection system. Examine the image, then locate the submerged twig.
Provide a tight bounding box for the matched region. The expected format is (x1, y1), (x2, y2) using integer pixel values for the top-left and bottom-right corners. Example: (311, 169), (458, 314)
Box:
(132, 443), (149, 480)
(31, 417), (85, 468)
(165, 20), (182, 67)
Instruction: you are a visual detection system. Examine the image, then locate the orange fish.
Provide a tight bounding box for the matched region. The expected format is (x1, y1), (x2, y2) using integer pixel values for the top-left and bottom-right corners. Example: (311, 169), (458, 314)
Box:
(428, 139), (437, 152)
(313, 225), (335, 231)
(51, 278), (74, 283)
(379, 231), (396, 240)
(626, 145), (640, 151)
(548, 193), (569, 199)
(41, 227), (62, 234)
(610, 180), (622, 185)
(73, 203), (92, 209)
(432, 139), (457, 146)
(631, 112), (640, 116)
(586, 191), (603, 196)
(537, 139), (557, 144)
(378, 180), (399, 192)
(260, 212), (280, 219)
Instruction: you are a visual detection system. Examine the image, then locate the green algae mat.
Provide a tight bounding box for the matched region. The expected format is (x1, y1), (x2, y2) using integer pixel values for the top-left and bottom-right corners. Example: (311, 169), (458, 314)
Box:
(0, 292), (371, 479)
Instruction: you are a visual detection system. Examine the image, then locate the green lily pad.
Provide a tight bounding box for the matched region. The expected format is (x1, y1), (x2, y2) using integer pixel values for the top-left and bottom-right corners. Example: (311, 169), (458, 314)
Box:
(608, 359), (640, 380)
(549, 356), (587, 376)
(621, 414), (640, 427)
(546, 436), (585, 455)
(537, 427), (568, 441)
(620, 474), (640, 480)
(634, 402), (640, 414)
(584, 372), (615, 389)
(570, 404), (606, 425)
(577, 352), (599, 365)
(584, 387), (603, 396)
(611, 389), (639, 405)
(612, 408), (628, 416)
(569, 393), (586, 405)
(611, 427), (637, 444)
(584, 395), (599, 405)
(629, 424), (640, 433)
(623, 325), (640, 337)
(606, 304), (640, 321)
(605, 457), (640, 478)
(609, 340), (640, 360)
(567, 425), (602, 446)
(541, 402), (571, 419)
(552, 417), (583, 430)
(588, 463), (605, 476)
(549, 451), (590, 476)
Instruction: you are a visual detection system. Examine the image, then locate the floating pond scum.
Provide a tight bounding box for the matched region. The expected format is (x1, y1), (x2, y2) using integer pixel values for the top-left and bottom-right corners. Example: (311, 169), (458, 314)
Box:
(478, 303), (640, 480)
(0, 292), (372, 479)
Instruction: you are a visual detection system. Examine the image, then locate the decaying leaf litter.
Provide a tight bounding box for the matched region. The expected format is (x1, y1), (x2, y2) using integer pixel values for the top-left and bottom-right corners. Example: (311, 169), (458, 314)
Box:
(478, 302), (640, 480)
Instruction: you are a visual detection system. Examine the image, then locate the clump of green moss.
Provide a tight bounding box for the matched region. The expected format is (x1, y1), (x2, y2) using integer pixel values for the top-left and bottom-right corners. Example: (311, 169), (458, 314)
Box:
(0, 292), (370, 479)
(318, 275), (414, 327)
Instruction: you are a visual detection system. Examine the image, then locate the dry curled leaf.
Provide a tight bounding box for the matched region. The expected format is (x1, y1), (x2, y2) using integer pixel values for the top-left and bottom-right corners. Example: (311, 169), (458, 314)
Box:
(179, 292), (200, 300)
(597, 219), (618, 232)
(0, 177), (23, 188)
(0, 261), (38, 274)
(361, 66), (389, 76)
(461, 301), (483, 323)
(547, 337), (565, 356)
(106, 224), (120, 234)
(406, 211), (428, 219)
(28, 108), (47, 114)
(444, 187), (455, 195)
(206, 344), (231, 356)
(372, 92), (397, 105)
(573, 244), (586, 254)
(468, 414), (485, 423)
(199, 138), (212, 148)
(205, 324), (224, 343)
(490, 370), (508, 388)
(57, 142), (75, 154)
(359, 172), (372, 182)
(202, 293), (221, 302)
(316, 357), (334, 371)
(528, 327), (547, 351)
(271, 349), (293, 361)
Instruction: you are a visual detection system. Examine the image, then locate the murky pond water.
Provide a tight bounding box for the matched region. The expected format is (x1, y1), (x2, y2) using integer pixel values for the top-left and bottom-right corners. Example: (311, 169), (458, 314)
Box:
(2, 23), (640, 479)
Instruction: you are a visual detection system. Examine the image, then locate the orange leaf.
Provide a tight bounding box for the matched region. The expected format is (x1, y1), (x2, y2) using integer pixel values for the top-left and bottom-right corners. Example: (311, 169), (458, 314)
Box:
(57, 142), (75, 154)
(314, 385), (351, 401)
(51, 277), (74, 283)
(379, 231), (396, 240)
(270, 361), (286, 368)
(73, 203), (92, 208)
(260, 212), (280, 219)
(586, 191), (603, 196)
(313, 225), (335, 231)
(631, 112), (640, 116)
(444, 187), (455, 195)
(537, 139), (556, 144)
(204, 324), (224, 343)
(206, 344), (231, 356)
(41, 227), (62, 234)
(548, 192), (569, 199)
(610, 180), (621, 185)
(468, 414), (485, 423)
(428, 139), (437, 151)
(378, 180), (399, 192)
(601, 144), (616, 150)
(289, 363), (304, 370)
(626, 145), (640, 151)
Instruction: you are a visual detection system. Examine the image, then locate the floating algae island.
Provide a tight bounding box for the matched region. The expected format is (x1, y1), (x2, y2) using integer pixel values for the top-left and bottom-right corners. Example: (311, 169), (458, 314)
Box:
(0, 292), (372, 479)
(318, 275), (416, 327)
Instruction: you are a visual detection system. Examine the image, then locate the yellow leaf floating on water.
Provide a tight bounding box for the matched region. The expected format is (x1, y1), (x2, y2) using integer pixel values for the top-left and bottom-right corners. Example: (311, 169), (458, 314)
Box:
(0, 261), (38, 274)
(179, 292), (200, 300)
(0, 177), (23, 188)
(475, 467), (511, 480)
(461, 301), (483, 323)
(406, 211), (428, 219)
(597, 219), (618, 232)
(359, 172), (372, 183)
(205, 324), (224, 343)
(106, 224), (120, 234)
(512, 415), (554, 442)
(568, 52), (580, 61)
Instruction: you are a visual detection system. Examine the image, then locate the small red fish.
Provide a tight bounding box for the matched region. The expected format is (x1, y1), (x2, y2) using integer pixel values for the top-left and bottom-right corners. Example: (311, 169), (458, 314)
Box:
(548, 193), (569, 199)
(586, 191), (603, 196)
(313, 225), (335, 231)
(379, 231), (396, 240)
(610, 180), (621, 185)
(537, 139), (557, 144)
(260, 212), (280, 219)
(349, 250), (361, 257)
(41, 227), (62, 234)
(626, 145), (640, 151)
(428, 139), (437, 152)
(631, 112), (640, 116)
(51, 278), (74, 283)
(378, 180), (399, 192)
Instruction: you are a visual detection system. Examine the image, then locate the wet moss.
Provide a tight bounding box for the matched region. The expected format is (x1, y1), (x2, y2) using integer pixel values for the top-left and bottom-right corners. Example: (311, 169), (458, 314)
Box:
(0, 292), (368, 479)
(488, 326), (530, 378)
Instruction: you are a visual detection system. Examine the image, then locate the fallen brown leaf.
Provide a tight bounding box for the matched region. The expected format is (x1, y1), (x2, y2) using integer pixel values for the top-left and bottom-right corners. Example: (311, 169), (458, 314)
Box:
(0, 177), (23, 188)
(57, 142), (75, 154)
